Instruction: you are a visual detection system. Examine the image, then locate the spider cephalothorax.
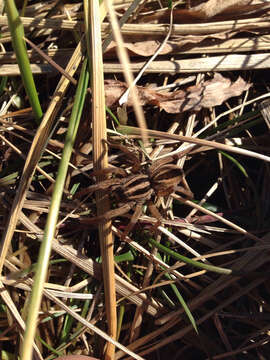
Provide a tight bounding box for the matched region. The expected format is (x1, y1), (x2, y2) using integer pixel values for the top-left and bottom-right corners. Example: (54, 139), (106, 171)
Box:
(76, 139), (193, 236)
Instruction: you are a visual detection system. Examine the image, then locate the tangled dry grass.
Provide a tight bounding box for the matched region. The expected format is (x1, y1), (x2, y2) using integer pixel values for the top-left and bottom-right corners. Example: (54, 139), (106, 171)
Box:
(1, 0), (270, 359)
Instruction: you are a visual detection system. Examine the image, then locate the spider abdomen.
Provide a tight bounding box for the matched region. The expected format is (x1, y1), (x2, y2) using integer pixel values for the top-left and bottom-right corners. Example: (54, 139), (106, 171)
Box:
(119, 174), (153, 201)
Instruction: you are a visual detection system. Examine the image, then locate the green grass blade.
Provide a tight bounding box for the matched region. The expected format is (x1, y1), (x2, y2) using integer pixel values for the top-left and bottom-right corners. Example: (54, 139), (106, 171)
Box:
(106, 105), (120, 126)
(149, 238), (233, 275)
(0, 76), (7, 95)
(219, 151), (248, 178)
(169, 281), (198, 333)
(59, 299), (75, 343)
(155, 251), (198, 333)
(36, 335), (63, 357)
(20, 59), (89, 360)
(116, 304), (125, 341)
(5, 0), (43, 123)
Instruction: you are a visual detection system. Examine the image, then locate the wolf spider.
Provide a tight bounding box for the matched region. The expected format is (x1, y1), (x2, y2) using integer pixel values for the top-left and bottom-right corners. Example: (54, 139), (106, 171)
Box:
(76, 139), (193, 237)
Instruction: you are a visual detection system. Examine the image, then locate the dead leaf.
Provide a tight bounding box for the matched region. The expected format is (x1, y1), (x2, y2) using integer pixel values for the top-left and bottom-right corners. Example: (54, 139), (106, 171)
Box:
(191, 0), (253, 19)
(105, 80), (128, 107)
(143, 0), (270, 23)
(104, 73), (251, 114)
(105, 32), (237, 57)
(159, 74), (251, 113)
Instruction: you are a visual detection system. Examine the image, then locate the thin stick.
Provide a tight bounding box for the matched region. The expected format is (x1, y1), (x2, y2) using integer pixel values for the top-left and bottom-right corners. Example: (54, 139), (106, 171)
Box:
(104, 0), (148, 145)
(119, 3), (174, 104)
(118, 125), (270, 163)
(86, 1), (117, 358)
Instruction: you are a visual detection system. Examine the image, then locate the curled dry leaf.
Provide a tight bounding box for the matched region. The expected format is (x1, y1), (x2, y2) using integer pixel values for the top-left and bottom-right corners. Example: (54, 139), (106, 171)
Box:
(190, 0), (254, 19)
(105, 73), (251, 114)
(143, 0), (270, 23)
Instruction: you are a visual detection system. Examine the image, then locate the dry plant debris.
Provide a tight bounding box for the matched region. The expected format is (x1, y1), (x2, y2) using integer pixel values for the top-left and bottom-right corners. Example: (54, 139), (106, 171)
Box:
(0, 0), (270, 359)
(105, 74), (251, 113)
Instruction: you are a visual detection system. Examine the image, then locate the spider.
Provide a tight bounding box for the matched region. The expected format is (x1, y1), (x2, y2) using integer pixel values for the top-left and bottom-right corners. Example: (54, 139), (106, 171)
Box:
(76, 139), (193, 237)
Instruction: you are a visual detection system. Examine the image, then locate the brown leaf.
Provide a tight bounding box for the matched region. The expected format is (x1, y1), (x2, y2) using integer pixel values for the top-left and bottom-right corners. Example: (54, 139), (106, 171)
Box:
(143, 0), (270, 23)
(105, 32), (236, 58)
(105, 80), (128, 107)
(104, 74), (251, 114)
(191, 0), (253, 19)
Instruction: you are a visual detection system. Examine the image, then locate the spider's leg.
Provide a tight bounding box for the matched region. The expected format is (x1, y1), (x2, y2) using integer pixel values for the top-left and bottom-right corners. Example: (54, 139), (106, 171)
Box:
(147, 200), (163, 232)
(148, 156), (175, 178)
(105, 139), (142, 173)
(175, 183), (193, 199)
(182, 174), (193, 195)
(122, 202), (143, 239)
(75, 178), (122, 199)
(79, 201), (136, 226)
(91, 167), (127, 178)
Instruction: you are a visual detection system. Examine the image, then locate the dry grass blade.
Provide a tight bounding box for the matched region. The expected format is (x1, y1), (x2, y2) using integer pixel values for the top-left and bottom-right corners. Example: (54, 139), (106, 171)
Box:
(0, 281), (43, 360)
(130, 279), (265, 359)
(43, 291), (144, 360)
(0, 39), (83, 275)
(102, 53), (270, 73)
(118, 125), (270, 163)
(86, 1), (117, 358)
(3, 260), (143, 360)
(1, 15), (270, 35)
(112, 226), (185, 281)
(20, 210), (161, 317)
(2, 1), (270, 358)
(172, 194), (260, 242)
(119, 3), (174, 104)
(23, 36), (77, 85)
(4, 52), (270, 75)
(104, 0), (148, 144)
